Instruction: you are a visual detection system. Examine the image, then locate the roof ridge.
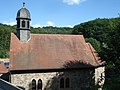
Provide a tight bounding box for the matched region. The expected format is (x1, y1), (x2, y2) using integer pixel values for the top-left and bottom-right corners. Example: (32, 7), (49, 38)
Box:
(87, 43), (100, 66)
(30, 33), (84, 36)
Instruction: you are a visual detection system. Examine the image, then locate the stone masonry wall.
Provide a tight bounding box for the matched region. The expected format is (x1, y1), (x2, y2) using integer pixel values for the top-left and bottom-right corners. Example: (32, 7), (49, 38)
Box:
(11, 68), (104, 90)
(11, 72), (57, 90)
(95, 66), (105, 90)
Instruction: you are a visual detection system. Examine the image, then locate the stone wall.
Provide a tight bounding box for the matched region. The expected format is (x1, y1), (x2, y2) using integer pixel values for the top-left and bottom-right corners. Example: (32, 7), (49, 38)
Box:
(11, 68), (104, 90)
(11, 72), (57, 90)
(95, 66), (105, 90)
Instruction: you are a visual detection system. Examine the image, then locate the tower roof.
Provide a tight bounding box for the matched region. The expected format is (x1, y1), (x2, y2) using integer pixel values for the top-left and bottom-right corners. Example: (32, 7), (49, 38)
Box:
(16, 3), (31, 20)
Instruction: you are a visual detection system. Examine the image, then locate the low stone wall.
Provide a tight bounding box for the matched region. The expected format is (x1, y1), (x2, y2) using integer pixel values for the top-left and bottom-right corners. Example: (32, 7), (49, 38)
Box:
(0, 58), (9, 62)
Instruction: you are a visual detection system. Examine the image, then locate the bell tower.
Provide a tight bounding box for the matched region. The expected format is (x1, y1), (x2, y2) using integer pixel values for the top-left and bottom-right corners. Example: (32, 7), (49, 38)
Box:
(16, 3), (31, 42)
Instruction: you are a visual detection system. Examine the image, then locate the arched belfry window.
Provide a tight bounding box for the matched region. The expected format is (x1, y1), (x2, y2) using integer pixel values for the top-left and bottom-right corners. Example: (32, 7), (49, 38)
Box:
(32, 79), (36, 90)
(60, 78), (64, 88)
(38, 79), (42, 90)
(22, 20), (25, 27)
(65, 78), (70, 88)
(27, 21), (29, 28)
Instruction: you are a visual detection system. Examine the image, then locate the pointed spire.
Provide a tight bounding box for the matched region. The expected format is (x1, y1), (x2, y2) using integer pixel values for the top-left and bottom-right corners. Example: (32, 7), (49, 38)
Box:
(23, 2), (25, 8)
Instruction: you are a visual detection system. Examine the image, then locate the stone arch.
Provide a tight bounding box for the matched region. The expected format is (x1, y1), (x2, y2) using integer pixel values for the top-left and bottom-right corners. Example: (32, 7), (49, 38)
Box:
(65, 77), (70, 88)
(38, 79), (42, 90)
(32, 79), (36, 90)
(60, 78), (64, 88)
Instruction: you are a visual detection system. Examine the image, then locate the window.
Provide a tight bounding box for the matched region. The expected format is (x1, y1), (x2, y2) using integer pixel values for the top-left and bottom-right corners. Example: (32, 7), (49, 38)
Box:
(27, 21), (29, 28)
(32, 79), (36, 90)
(22, 20), (25, 27)
(60, 78), (64, 88)
(65, 78), (70, 88)
(38, 79), (42, 90)
(60, 77), (70, 89)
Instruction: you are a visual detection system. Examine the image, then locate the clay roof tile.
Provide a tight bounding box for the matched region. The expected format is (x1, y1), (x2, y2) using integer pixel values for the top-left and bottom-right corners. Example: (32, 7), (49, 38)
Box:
(0, 64), (8, 73)
(10, 33), (104, 70)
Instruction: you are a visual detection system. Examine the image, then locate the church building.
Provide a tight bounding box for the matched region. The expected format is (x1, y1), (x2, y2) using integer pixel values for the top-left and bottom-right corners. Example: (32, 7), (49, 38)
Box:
(9, 3), (105, 90)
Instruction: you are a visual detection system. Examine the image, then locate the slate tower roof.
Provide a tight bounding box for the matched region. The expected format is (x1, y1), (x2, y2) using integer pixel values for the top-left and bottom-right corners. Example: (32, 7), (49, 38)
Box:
(16, 2), (31, 20)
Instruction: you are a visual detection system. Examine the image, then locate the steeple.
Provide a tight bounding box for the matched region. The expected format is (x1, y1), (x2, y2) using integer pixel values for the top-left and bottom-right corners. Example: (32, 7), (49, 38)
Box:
(16, 3), (31, 42)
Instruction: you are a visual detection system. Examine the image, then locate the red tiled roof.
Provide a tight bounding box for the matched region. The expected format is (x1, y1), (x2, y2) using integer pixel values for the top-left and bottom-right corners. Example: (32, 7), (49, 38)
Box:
(10, 33), (104, 70)
(0, 64), (8, 73)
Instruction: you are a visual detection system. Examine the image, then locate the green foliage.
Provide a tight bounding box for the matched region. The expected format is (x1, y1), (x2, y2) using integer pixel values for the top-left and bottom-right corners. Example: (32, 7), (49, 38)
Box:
(0, 17), (120, 89)
(100, 23), (120, 90)
(103, 68), (120, 90)
(0, 50), (9, 58)
(73, 18), (120, 43)
(31, 26), (73, 34)
(0, 24), (16, 58)
(72, 17), (120, 89)
(100, 24), (120, 69)
(86, 38), (101, 52)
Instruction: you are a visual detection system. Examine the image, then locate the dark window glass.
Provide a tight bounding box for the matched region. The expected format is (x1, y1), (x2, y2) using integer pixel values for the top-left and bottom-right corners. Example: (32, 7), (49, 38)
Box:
(65, 78), (70, 88)
(38, 79), (42, 90)
(22, 20), (25, 27)
(17, 20), (20, 28)
(32, 79), (36, 90)
(60, 78), (64, 88)
(27, 21), (29, 28)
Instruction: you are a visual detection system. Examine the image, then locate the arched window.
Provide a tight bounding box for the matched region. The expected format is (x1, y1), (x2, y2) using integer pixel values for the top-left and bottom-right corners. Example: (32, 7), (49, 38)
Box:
(22, 20), (25, 27)
(32, 79), (36, 90)
(65, 78), (70, 88)
(27, 21), (29, 28)
(38, 79), (42, 90)
(60, 78), (64, 88)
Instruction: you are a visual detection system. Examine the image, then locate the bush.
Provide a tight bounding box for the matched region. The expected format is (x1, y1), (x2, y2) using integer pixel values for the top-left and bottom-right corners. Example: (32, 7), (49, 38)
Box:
(0, 50), (9, 58)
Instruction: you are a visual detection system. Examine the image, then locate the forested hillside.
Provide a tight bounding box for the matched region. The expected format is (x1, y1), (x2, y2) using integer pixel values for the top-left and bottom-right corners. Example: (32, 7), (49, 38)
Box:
(72, 18), (120, 89)
(0, 24), (16, 58)
(0, 17), (120, 89)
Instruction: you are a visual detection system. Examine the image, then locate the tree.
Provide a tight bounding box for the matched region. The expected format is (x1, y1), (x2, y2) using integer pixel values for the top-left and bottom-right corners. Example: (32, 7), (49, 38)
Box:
(102, 23), (120, 90)
(86, 38), (101, 52)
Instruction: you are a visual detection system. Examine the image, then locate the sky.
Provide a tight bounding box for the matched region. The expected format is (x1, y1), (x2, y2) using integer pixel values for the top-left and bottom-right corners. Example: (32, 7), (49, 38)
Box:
(0, 0), (120, 28)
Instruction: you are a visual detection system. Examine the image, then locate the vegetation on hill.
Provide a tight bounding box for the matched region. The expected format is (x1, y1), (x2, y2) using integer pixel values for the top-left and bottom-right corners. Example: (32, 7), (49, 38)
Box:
(72, 17), (120, 89)
(0, 17), (120, 89)
(0, 23), (16, 58)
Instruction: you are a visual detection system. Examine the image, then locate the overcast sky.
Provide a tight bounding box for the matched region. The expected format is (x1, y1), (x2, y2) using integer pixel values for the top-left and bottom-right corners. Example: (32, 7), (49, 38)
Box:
(0, 0), (120, 27)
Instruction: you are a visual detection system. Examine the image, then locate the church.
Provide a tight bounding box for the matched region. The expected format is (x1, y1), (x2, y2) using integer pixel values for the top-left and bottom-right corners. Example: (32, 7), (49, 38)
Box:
(9, 3), (105, 90)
